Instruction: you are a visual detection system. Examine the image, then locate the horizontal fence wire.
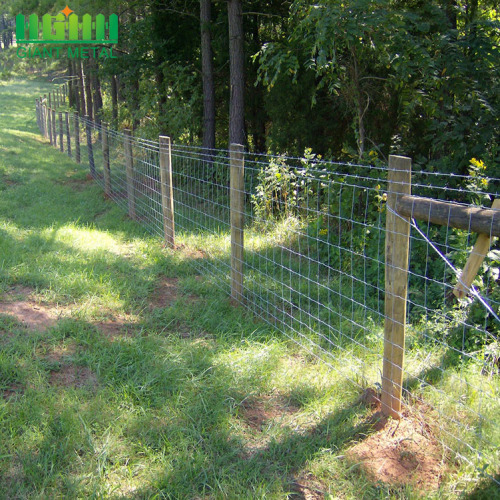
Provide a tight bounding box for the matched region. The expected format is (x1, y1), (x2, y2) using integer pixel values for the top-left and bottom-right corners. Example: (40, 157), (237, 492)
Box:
(34, 95), (500, 483)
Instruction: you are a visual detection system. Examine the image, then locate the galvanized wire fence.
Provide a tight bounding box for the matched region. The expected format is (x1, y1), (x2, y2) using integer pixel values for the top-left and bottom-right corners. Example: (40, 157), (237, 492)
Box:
(35, 92), (499, 482)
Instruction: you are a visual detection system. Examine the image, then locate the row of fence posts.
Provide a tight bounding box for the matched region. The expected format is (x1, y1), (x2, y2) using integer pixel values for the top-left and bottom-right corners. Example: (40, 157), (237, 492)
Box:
(35, 93), (499, 422)
(36, 94), (245, 302)
(30, 99), (448, 421)
(35, 89), (177, 252)
(36, 83), (71, 155)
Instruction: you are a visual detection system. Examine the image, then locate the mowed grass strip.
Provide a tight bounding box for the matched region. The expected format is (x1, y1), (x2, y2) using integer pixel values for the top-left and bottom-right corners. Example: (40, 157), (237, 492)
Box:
(0, 78), (497, 499)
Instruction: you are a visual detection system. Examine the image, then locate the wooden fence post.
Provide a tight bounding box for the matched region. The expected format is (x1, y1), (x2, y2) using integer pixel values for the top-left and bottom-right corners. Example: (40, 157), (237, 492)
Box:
(47, 107), (53, 144)
(37, 99), (41, 134)
(40, 102), (44, 134)
(65, 112), (71, 157)
(59, 112), (63, 152)
(48, 92), (51, 110)
(52, 109), (57, 147)
(39, 101), (43, 133)
(381, 155), (412, 419)
(230, 143), (245, 303)
(124, 129), (136, 219)
(35, 99), (39, 131)
(159, 136), (175, 247)
(43, 95), (48, 138)
(85, 116), (95, 177)
(102, 123), (111, 196)
(74, 112), (81, 164)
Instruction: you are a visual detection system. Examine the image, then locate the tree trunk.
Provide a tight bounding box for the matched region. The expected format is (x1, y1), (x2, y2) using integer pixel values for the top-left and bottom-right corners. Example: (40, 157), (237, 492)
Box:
(92, 66), (103, 139)
(67, 59), (74, 108)
(151, 0), (168, 135)
(156, 69), (168, 134)
(248, 12), (266, 152)
(201, 0), (216, 151)
(131, 78), (140, 130)
(445, 0), (457, 30)
(111, 75), (118, 126)
(77, 59), (86, 115)
(0, 16), (4, 51)
(227, 0), (245, 146)
(84, 61), (93, 120)
(93, 69), (103, 122)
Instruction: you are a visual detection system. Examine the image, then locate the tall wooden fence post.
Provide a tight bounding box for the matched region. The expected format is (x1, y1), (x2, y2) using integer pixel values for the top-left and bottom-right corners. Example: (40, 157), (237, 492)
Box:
(43, 95), (48, 138)
(74, 112), (81, 164)
(102, 123), (111, 196)
(65, 112), (71, 157)
(230, 143), (245, 303)
(382, 155), (412, 419)
(52, 109), (57, 148)
(159, 136), (175, 247)
(124, 129), (136, 219)
(58, 112), (63, 152)
(85, 116), (95, 177)
(37, 99), (41, 134)
(40, 97), (45, 136)
(47, 107), (53, 144)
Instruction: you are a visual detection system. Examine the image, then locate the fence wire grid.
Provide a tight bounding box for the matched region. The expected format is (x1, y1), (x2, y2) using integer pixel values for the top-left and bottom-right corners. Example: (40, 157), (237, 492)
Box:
(35, 93), (500, 483)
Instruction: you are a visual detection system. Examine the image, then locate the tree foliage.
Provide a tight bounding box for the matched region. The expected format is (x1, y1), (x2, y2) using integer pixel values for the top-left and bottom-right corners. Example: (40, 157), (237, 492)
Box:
(3, 0), (498, 175)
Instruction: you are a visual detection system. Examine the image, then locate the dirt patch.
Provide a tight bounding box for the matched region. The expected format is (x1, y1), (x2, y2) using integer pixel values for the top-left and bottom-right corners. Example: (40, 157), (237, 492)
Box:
(0, 286), (72, 333)
(150, 276), (199, 310)
(49, 365), (98, 389)
(3, 459), (25, 491)
(347, 407), (445, 492)
(240, 396), (299, 430)
(290, 472), (327, 500)
(359, 387), (381, 409)
(0, 300), (63, 332)
(2, 383), (24, 400)
(150, 277), (179, 308)
(237, 395), (301, 459)
(42, 343), (76, 363)
(59, 177), (94, 191)
(5, 285), (35, 297)
(177, 244), (206, 260)
(97, 320), (135, 340)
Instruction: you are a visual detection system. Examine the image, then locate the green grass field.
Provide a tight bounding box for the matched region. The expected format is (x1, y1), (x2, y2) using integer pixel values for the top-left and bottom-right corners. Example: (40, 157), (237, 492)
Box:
(0, 77), (498, 499)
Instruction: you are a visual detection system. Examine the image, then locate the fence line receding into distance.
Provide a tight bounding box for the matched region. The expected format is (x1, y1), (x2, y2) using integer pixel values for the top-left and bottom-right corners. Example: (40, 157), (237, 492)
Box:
(35, 87), (500, 483)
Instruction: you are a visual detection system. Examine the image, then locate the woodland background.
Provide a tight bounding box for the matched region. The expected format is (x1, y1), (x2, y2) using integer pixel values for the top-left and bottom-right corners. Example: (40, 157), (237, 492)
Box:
(0, 0), (499, 175)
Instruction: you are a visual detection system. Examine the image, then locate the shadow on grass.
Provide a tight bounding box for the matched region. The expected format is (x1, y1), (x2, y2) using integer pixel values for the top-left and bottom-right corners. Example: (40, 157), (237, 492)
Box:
(463, 474), (500, 499)
(50, 317), (380, 497)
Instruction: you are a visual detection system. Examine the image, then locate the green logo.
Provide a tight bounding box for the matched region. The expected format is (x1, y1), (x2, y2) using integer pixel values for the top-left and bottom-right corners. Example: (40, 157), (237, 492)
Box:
(16, 5), (118, 44)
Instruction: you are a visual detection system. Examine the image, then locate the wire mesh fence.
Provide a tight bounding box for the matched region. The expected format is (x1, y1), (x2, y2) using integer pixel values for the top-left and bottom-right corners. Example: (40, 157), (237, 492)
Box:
(35, 92), (500, 483)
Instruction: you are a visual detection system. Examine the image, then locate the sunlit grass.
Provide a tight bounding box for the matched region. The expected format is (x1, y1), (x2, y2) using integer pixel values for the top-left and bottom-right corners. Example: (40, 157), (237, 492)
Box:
(0, 78), (498, 498)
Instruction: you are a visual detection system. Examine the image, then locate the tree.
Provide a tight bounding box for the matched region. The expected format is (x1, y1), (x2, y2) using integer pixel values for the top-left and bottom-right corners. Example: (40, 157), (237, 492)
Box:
(201, 0), (216, 151)
(228, 0), (245, 146)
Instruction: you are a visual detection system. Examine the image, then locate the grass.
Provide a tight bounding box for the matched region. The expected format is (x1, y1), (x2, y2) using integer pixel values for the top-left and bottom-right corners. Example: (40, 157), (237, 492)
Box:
(0, 76), (499, 499)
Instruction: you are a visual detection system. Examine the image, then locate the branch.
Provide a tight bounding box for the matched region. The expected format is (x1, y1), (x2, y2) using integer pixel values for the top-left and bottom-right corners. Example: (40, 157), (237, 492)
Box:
(242, 11), (284, 19)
